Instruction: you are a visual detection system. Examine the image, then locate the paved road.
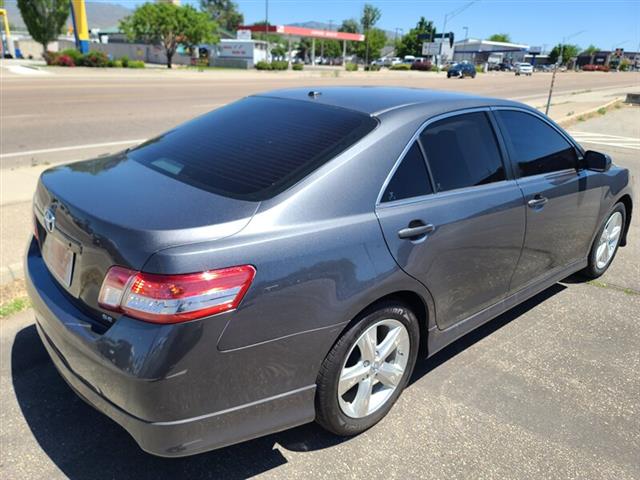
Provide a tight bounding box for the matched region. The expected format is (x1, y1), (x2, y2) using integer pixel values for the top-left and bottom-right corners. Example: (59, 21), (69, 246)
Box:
(2, 67), (638, 168)
(0, 107), (638, 479)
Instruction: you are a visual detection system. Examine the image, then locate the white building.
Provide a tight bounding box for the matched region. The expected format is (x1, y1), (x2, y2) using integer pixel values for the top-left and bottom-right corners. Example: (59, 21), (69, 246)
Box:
(453, 39), (530, 65)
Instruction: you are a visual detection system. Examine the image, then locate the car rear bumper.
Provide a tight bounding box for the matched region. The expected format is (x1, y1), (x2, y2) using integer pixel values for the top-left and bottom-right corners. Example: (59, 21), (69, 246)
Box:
(25, 238), (316, 457)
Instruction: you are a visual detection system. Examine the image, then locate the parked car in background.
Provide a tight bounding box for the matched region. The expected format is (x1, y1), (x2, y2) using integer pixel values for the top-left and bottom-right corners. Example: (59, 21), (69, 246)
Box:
(389, 57), (403, 66)
(26, 87), (632, 457)
(515, 62), (533, 76)
(489, 62), (514, 71)
(447, 62), (476, 78)
(411, 58), (432, 71)
(582, 64), (611, 72)
(403, 55), (416, 64)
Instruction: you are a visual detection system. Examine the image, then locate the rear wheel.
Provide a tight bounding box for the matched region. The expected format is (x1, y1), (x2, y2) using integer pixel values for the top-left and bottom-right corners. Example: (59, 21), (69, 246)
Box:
(582, 203), (626, 278)
(315, 302), (420, 436)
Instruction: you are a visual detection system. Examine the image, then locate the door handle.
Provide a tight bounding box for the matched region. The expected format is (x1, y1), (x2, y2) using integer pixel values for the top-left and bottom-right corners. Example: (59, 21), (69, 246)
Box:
(527, 195), (548, 208)
(398, 223), (435, 239)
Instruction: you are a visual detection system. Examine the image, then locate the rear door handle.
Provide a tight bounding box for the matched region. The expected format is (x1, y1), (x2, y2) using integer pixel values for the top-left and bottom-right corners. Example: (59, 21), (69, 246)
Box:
(398, 223), (435, 239)
(527, 195), (548, 208)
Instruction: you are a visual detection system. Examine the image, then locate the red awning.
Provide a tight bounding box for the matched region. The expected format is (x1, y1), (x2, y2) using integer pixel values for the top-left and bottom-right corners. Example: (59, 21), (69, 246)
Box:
(238, 25), (365, 42)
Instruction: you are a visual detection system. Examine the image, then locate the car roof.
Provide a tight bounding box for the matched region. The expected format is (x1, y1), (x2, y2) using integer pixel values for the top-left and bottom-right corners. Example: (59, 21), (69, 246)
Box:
(257, 86), (520, 116)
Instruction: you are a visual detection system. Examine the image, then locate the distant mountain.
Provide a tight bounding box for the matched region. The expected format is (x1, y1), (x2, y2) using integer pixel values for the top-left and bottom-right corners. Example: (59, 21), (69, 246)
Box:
(4, 1), (132, 31)
(289, 21), (397, 45)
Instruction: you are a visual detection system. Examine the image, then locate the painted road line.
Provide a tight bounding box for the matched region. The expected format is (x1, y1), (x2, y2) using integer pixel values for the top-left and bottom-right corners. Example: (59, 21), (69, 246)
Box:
(569, 131), (640, 140)
(571, 140), (640, 151)
(0, 139), (146, 159)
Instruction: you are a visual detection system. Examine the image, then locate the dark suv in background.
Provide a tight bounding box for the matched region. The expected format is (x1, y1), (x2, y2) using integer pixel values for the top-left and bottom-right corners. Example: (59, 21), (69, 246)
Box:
(447, 63), (477, 78)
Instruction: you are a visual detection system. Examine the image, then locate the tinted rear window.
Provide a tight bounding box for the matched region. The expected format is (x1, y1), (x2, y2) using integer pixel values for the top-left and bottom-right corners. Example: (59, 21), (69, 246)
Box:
(129, 96), (378, 201)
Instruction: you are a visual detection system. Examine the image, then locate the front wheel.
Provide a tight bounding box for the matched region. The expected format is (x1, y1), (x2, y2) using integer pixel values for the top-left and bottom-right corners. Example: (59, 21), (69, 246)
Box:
(315, 302), (420, 436)
(582, 203), (626, 278)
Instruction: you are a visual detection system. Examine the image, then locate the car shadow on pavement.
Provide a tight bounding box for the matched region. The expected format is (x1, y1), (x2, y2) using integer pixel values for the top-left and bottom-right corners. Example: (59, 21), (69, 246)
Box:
(11, 284), (566, 479)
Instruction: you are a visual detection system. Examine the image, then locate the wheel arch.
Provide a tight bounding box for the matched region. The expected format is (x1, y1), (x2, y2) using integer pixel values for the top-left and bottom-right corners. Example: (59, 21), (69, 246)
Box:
(331, 290), (431, 360)
(617, 194), (633, 246)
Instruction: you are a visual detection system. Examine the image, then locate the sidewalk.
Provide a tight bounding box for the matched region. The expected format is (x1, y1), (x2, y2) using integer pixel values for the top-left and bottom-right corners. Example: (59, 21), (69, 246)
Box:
(0, 84), (636, 284)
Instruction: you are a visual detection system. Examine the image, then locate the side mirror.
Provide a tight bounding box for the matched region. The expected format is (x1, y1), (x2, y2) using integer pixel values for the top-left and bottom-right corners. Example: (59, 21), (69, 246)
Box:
(582, 150), (612, 172)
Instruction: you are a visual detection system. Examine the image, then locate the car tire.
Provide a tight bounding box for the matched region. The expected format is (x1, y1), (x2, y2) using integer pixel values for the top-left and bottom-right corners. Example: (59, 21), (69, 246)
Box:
(315, 301), (420, 436)
(582, 202), (626, 279)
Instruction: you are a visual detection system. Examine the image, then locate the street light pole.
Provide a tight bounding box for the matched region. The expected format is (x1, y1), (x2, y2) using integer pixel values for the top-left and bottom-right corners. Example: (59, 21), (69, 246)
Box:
(437, 1), (477, 71)
(545, 30), (585, 115)
(463, 26), (469, 40)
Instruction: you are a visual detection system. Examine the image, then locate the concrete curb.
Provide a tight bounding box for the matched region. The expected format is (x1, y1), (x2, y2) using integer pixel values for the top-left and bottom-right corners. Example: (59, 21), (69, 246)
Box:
(1, 262), (24, 285)
(556, 98), (622, 127)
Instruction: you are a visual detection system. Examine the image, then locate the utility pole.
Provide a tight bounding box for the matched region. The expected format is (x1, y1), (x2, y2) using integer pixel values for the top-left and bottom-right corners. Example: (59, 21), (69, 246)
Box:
(463, 26), (469, 40)
(546, 30), (585, 115)
(265, 0), (269, 62)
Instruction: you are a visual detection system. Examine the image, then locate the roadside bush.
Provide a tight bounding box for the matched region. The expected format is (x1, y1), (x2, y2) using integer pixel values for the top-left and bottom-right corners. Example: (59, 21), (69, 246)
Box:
(345, 62), (358, 71)
(410, 61), (432, 71)
(120, 55), (130, 68)
(60, 48), (83, 65)
(271, 60), (288, 70)
(255, 61), (271, 70)
(43, 51), (59, 65)
(292, 63), (303, 71)
(81, 51), (109, 68)
(55, 54), (75, 67)
(365, 64), (381, 71)
(127, 60), (145, 69)
(390, 64), (410, 71)
(475, 65), (484, 73)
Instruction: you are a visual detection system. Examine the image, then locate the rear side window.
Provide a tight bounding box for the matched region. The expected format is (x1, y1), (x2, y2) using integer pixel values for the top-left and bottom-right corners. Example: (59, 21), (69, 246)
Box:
(420, 112), (506, 192)
(382, 142), (432, 203)
(495, 110), (578, 177)
(129, 96), (378, 201)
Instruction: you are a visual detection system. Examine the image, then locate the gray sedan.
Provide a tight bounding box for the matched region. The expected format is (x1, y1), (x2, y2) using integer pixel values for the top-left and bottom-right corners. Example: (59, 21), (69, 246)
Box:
(25, 87), (633, 457)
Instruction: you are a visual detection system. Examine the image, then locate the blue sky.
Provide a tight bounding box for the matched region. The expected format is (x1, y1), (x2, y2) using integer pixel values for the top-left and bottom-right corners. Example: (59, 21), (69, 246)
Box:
(111, 0), (639, 52)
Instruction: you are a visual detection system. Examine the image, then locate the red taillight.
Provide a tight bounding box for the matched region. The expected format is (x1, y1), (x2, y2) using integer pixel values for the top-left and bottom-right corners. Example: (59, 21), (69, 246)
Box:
(98, 265), (256, 324)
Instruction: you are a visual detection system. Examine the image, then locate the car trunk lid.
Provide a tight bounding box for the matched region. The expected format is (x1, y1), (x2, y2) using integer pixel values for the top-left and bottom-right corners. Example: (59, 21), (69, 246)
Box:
(34, 154), (259, 325)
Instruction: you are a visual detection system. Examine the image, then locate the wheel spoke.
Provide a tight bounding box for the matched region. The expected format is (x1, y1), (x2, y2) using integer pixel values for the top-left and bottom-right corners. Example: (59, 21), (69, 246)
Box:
(377, 326), (402, 361)
(609, 225), (622, 243)
(357, 327), (377, 363)
(352, 376), (373, 417)
(338, 362), (369, 396)
(376, 362), (404, 388)
(596, 242), (608, 265)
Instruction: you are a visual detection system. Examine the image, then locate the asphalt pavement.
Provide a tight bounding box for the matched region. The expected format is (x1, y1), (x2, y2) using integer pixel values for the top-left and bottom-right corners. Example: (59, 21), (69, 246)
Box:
(0, 102), (638, 478)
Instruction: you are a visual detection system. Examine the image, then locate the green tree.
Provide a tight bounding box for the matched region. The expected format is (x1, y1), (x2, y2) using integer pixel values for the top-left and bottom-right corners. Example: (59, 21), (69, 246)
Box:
(396, 16), (435, 58)
(360, 3), (381, 64)
(199, 0), (243, 32)
(548, 43), (580, 65)
(584, 44), (599, 64)
(120, 2), (218, 69)
(339, 18), (360, 55)
(17, 0), (69, 53)
(356, 28), (386, 61)
(487, 33), (511, 43)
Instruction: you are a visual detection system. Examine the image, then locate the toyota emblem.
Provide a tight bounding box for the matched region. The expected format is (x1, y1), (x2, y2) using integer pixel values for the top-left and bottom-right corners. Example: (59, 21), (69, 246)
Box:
(44, 208), (56, 233)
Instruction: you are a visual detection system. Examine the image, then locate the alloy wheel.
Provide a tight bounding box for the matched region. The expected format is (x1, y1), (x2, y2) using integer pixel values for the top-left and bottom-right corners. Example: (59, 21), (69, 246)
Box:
(337, 319), (410, 418)
(595, 211), (623, 270)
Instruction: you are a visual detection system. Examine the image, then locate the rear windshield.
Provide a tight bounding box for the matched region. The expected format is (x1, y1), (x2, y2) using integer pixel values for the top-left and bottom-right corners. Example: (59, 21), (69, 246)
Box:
(129, 96), (378, 201)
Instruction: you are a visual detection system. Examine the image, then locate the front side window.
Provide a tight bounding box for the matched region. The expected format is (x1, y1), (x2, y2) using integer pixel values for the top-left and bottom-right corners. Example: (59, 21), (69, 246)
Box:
(495, 110), (578, 177)
(381, 142), (432, 203)
(419, 112), (506, 192)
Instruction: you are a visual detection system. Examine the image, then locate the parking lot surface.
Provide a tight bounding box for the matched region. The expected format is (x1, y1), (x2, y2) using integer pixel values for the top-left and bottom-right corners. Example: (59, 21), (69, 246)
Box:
(0, 104), (638, 479)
